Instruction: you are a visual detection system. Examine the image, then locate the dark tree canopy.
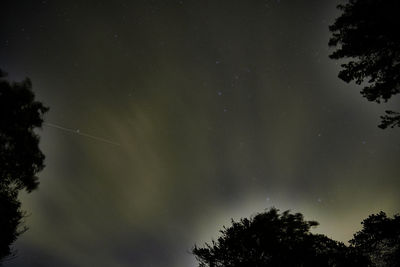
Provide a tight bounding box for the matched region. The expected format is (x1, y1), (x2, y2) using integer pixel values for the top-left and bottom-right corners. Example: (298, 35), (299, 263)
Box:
(350, 212), (400, 267)
(192, 208), (367, 267)
(0, 188), (26, 262)
(329, 0), (400, 128)
(0, 69), (48, 262)
(0, 70), (48, 192)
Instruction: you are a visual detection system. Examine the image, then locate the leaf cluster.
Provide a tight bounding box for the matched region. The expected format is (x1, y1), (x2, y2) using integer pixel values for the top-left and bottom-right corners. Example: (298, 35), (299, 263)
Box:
(329, 0), (400, 128)
(0, 69), (48, 262)
(193, 208), (366, 267)
(350, 212), (400, 267)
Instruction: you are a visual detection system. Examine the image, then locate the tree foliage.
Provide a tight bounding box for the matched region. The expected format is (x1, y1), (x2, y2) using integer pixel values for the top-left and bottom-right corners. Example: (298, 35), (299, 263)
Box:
(0, 69), (48, 262)
(0, 188), (26, 262)
(0, 70), (48, 192)
(328, 0), (400, 128)
(350, 212), (400, 267)
(192, 208), (367, 267)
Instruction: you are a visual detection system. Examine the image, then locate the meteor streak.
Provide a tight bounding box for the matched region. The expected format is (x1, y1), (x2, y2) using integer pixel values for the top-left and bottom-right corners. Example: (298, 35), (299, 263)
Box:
(43, 122), (120, 146)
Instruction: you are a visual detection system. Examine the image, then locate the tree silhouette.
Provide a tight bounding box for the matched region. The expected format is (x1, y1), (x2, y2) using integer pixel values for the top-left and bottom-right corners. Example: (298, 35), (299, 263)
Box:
(0, 70), (48, 192)
(328, 0), (400, 129)
(0, 188), (26, 262)
(0, 69), (48, 262)
(350, 212), (400, 267)
(192, 208), (367, 267)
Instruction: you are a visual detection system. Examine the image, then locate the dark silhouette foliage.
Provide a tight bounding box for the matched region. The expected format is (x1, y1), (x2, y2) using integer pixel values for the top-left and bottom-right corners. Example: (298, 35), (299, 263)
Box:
(328, 0), (400, 128)
(192, 208), (367, 267)
(0, 69), (48, 262)
(350, 212), (400, 267)
(0, 188), (26, 262)
(0, 70), (48, 192)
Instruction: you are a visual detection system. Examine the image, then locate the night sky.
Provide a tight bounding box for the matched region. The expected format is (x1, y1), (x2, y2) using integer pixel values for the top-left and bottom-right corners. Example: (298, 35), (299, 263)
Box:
(1, 0), (399, 266)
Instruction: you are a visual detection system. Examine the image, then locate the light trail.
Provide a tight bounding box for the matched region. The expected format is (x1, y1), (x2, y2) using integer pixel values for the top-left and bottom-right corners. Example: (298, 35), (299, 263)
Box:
(43, 122), (121, 146)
